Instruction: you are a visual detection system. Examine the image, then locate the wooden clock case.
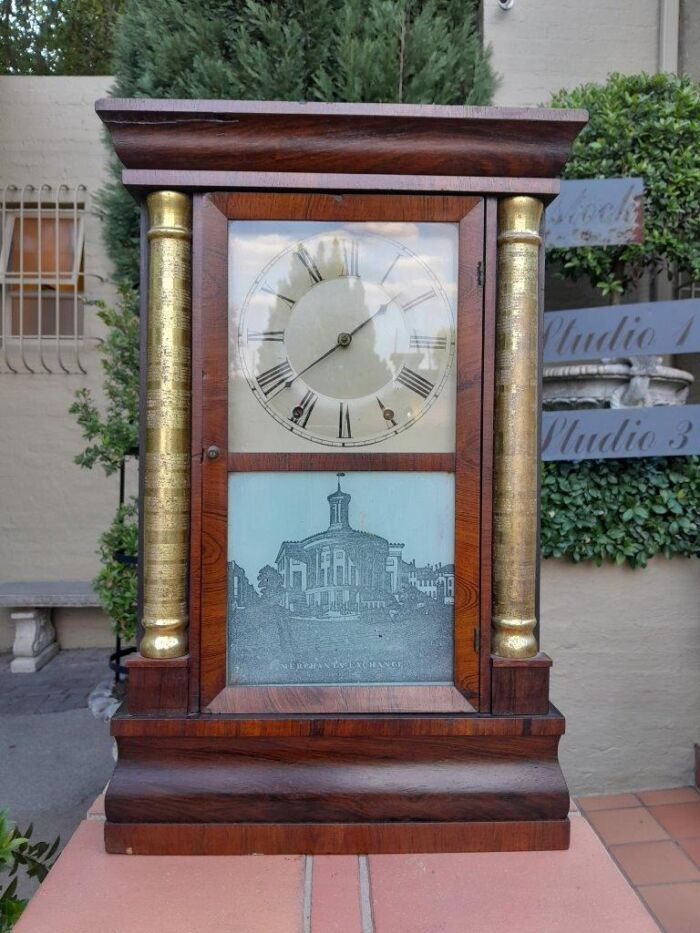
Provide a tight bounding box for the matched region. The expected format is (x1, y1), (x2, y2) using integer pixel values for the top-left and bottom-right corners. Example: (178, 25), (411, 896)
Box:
(96, 99), (587, 856)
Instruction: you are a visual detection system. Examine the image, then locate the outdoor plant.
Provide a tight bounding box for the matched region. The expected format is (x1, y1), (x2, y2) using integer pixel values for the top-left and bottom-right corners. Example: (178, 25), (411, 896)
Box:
(70, 285), (139, 639)
(0, 811), (59, 932)
(550, 72), (700, 296)
(541, 73), (700, 567)
(101, 0), (494, 281)
(541, 456), (700, 567)
(0, 0), (124, 75)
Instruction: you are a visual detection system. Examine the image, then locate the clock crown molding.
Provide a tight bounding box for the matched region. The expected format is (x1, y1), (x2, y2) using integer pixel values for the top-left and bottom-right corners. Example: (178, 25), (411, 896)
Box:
(95, 98), (588, 181)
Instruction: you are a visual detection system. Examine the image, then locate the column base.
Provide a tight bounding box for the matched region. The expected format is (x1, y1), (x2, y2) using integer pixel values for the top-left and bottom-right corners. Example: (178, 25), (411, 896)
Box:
(491, 652), (552, 715)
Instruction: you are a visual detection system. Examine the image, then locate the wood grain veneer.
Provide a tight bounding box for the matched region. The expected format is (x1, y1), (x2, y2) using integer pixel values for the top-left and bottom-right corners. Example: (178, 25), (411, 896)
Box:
(95, 98), (586, 180)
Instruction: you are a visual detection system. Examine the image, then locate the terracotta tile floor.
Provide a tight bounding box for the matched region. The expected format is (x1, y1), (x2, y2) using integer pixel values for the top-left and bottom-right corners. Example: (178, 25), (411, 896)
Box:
(15, 788), (700, 932)
(578, 786), (700, 933)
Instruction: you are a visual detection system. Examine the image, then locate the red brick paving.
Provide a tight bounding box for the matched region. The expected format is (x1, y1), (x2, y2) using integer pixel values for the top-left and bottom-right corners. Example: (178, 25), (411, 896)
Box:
(310, 856), (363, 933)
(17, 785), (700, 932)
(585, 805), (669, 845)
(577, 792), (642, 811)
(579, 787), (700, 933)
(637, 882), (700, 933)
(15, 808), (658, 933)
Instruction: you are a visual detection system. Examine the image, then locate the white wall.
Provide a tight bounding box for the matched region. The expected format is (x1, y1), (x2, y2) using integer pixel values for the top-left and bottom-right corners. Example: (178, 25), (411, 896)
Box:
(542, 557), (700, 795)
(0, 77), (123, 646)
(483, 0), (663, 106)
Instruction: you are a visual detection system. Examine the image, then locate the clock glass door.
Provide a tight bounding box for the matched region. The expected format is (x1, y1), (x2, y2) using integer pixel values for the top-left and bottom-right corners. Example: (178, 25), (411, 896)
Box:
(199, 192), (484, 713)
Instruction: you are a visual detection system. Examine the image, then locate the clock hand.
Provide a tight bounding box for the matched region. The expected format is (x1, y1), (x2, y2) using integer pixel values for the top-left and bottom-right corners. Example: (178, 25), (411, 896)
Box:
(265, 301), (392, 401)
(345, 300), (391, 339)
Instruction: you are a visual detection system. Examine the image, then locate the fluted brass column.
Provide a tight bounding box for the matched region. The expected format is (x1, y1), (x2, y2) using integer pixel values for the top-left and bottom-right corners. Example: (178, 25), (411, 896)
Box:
(141, 191), (192, 659)
(492, 196), (543, 659)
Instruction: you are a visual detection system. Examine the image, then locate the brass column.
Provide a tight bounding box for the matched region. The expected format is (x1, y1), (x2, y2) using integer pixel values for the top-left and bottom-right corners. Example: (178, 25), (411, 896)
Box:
(492, 196), (543, 659)
(141, 191), (192, 659)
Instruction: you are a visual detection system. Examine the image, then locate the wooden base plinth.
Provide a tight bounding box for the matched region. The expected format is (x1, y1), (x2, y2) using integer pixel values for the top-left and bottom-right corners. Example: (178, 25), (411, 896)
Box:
(104, 708), (570, 855)
(105, 818), (570, 856)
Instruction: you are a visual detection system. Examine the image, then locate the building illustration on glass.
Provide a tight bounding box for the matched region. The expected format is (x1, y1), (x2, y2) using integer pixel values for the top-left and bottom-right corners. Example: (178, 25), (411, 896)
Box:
(227, 472), (455, 685)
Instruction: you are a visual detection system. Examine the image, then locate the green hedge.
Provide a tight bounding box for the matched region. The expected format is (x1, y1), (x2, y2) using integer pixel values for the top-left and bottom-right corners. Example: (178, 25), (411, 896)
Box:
(541, 457), (700, 567)
(541, 72), (700, 567)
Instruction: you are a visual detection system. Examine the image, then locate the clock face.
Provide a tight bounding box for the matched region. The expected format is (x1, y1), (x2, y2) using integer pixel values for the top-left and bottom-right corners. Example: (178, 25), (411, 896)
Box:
(229, 221), (458, 453)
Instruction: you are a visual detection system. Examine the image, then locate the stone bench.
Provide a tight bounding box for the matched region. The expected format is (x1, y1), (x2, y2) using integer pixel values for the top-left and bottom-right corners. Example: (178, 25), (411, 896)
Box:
(0, 582), (101, 673)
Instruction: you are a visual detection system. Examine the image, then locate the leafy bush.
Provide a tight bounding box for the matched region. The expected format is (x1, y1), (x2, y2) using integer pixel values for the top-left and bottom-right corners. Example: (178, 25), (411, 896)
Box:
(94, 500), (138, 640)
(0, 811), (59, 932)
(70, 286), (139, 638)
(541, 457), (700, 567)
(0, 0), (124, 76)
(542, 73), (700, 567)
(550, 72), (700, 296)
(71, 285), (139, 476)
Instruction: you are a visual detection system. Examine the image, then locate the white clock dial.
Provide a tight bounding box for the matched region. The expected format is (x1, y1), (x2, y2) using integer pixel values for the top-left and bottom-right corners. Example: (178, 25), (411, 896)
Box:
(237, 231), (455, 448)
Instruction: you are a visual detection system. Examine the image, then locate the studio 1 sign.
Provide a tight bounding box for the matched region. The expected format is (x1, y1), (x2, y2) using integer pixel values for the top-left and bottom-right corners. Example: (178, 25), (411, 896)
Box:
(543, 298), (700, 363)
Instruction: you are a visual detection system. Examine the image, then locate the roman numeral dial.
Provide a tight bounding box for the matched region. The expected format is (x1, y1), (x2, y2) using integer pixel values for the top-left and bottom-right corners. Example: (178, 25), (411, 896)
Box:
(235, 228), (456, 449)
(396, 366), (434, 399)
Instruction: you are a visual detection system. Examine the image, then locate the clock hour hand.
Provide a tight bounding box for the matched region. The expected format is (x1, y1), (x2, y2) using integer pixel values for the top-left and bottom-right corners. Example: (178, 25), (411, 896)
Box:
(264, 301), (392, 401)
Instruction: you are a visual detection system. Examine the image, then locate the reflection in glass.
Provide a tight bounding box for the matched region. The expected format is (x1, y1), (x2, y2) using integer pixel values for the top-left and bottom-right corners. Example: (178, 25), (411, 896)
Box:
(229, 221), (458, 452)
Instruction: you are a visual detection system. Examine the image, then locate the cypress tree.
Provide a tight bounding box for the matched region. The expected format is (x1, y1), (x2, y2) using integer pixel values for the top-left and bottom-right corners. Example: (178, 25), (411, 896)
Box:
(101, 0), (495, 281)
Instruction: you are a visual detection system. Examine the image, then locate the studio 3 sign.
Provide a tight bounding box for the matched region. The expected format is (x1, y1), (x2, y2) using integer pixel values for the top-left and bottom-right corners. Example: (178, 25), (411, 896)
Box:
(540, 299), (700, 461)
(542, 298), (700, 460)
(542, 178), (699, 460)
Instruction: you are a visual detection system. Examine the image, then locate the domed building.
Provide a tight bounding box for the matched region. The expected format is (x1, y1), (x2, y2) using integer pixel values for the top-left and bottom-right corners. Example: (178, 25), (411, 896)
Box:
(275, 476), (392, 614)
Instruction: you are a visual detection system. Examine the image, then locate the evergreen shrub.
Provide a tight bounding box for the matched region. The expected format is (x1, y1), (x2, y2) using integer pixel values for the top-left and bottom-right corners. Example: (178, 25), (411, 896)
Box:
(545, 73), (700, 567)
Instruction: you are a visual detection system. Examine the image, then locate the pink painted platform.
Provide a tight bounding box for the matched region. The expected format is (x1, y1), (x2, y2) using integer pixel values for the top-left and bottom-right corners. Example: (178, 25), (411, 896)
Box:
(13, 799), (660, 933)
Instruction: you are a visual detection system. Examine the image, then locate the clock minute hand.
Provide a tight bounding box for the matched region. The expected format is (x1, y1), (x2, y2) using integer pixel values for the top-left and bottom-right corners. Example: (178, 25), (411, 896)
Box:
(346, 300), (391, 338)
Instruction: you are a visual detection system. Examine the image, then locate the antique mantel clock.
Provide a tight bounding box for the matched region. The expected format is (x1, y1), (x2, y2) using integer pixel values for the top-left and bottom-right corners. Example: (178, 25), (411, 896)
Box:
(96, 99), (586, 855)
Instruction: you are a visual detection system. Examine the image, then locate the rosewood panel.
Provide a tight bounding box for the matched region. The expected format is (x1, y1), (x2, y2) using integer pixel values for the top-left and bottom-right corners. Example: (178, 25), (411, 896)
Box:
(217, 191), (479, 221)
(228, 453), (454, 472)
(479, 198), (498, 710)
(105, 818), (570, 856)
(96, 98), (586, 180)
(197, 197), (229, 707)
(196, 192), (485, 711)
(206, 684), (474, 715)
(106, 731), (569, 825)
(126, 655), (189, 715)
(491, 653), (552, 716)
(122, 169), (562, 199)
(453, 201), (484, 702)
(111, 708), (567, 739)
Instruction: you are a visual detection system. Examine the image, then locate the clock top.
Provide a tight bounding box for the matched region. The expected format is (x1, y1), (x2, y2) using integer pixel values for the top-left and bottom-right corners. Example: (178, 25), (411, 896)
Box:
(96, 98), (587, 184)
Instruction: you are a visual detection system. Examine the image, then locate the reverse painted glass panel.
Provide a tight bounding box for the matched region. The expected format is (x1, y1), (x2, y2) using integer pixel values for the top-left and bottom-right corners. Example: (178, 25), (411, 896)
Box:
(227, 472), (455, 686)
